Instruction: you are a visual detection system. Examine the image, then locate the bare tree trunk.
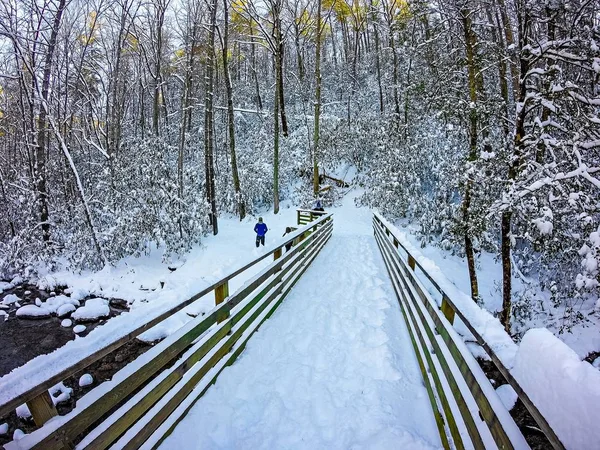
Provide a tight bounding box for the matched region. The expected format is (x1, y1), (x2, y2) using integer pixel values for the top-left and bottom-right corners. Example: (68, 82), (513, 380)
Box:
(495, 0), (519, 99)
(312, 0), (323, 196)
(35, 0), (67, 244)
(277, 35), (288, 137)
(370, 0), (383, 114)
(205, 0), (219, 234)
(250, 31), (263, 110)
(389, 33), (400, 117)
(460, 6), (480, 302)
(152, 0), (168, 136)
(178, 9), (199, 237)
(222, 0), (245, 219)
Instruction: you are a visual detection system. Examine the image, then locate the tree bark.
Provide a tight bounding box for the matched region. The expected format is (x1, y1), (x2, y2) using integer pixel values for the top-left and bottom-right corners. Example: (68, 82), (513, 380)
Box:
(35, 0), (68, 244)
(223, 0), (245, 219)
(312, 0), (323, 197)
(460, 6), (480, 302)
(204, 0), (219, 234)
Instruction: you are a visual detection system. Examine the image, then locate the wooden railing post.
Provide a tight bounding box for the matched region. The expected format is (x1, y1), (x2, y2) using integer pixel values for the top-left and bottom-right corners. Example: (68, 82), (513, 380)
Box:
(441, 295), (455, 325)
(215, 281), (230, 323)
(27, 391), (58, 427)
(393, 238), (399, 248)
(274, 248), (282, 273)
(408, 255), (416, 271)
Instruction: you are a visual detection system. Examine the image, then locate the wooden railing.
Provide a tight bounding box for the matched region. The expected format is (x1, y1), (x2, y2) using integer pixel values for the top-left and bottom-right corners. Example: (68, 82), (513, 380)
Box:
(297, 208), (327, 226)
(1, 213), (333, 450)
(373, 212), (564, 450)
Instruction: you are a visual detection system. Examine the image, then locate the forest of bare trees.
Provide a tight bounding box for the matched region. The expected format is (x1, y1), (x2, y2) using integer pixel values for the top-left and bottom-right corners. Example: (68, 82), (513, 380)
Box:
(0, 0), (598, 332)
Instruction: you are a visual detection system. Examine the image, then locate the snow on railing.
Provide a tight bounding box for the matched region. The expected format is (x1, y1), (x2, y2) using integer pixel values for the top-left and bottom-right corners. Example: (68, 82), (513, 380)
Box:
(0, 213), (333, 449)
(373, 211), (565, 450)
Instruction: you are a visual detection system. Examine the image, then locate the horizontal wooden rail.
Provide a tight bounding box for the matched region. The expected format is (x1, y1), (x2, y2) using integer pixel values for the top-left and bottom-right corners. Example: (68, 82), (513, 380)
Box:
(373, 212), (564, 450)
(1, 213), (333, 449)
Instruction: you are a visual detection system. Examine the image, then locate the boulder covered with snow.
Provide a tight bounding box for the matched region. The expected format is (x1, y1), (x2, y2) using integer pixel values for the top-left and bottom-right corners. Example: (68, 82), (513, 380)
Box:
(73, 324), (86, 334)
(72, 298), (110, 322)
(56, 303), (76, 318)
(512, 328), (600, 449)
(43, 295), (79, 315)
(2, 294), (20, 305)
(0, 281), (13, 294)
(15, 305), (51, 319)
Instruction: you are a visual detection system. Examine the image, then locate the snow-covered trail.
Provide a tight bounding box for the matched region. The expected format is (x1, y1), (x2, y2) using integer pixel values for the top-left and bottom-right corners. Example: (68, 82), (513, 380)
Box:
(160, 208), (442, 449)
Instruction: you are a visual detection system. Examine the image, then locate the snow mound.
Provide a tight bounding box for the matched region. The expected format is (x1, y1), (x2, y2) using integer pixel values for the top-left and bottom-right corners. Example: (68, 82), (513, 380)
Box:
(79, 374), (93, 387)
(512, 328), (600, 449)
(0, 281), (13, 294)
(495, 384), (518, 410)
(72, 298), (110, 322)
(56, 303), (76, 318)
(43, 295), (79, 315)
(61, 319), (72, 328)
(12, 429), (24, 441)
(0, 423), (7, 435)
(15, 305), (50, 319)
(2, 294), (20, 305)
(73, 325), (86, 334)
(15, 404), (30, 419)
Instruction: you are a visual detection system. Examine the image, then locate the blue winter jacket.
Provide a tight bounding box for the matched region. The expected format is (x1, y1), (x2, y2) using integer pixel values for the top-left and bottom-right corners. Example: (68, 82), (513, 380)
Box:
(254, 223), (268, 236)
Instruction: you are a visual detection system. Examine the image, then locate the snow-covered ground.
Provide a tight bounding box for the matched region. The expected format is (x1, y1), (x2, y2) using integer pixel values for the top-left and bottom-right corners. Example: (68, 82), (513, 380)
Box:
(0, 202), (307, 403)
(159, 193), (441, 450)
(1, 188), (598, 448)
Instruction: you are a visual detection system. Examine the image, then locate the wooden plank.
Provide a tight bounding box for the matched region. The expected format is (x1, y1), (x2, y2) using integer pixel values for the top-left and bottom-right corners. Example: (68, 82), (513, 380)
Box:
(215, 281), (230, 323)
(375, 226), (488, 448)
(28, 305), (225, 450)
(147, 226), (333, 450)
(375, 230), (466, 449)
(376, 225), (517, 449)
(27, 391), (58, 428)
(374, 234), (452, 450)
(87, 223), (333, 450)
(408, 254), (416, 271)
(83, 322), (232, 449)
(374, 213), (564, 450)
(121, 225), (333, 449)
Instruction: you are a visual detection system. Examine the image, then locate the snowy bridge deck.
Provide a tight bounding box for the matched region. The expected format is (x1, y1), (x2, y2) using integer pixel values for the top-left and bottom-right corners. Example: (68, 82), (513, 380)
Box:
(0, 210), (564, 450)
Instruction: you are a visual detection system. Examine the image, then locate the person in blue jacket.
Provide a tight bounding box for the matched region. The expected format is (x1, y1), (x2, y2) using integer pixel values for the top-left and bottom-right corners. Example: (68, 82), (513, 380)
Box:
(254, 217), (268, 247)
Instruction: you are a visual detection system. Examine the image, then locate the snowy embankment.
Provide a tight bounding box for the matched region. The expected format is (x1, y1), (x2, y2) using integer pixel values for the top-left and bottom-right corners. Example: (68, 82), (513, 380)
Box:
(160, 197), (441, 450)
(0, 205), (300, 407)
(512, 329), (600, 449)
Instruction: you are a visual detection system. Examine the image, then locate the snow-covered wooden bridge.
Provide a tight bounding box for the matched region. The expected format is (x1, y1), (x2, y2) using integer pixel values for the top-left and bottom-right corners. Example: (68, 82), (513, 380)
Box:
(0, 210), (564, 450)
